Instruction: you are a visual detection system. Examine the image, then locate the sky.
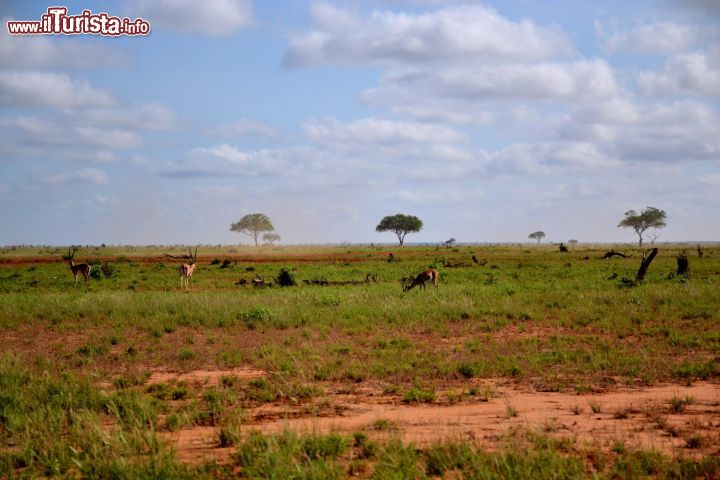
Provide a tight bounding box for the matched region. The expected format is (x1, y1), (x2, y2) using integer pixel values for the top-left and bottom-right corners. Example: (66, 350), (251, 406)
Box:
(1, 0), (719, 245)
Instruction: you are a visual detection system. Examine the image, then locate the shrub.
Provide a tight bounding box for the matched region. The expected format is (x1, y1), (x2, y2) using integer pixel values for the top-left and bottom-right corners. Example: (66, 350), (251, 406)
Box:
(275, 267), (297, 287)
(403, 387), (435, 403)
(237, 306), (275, 329)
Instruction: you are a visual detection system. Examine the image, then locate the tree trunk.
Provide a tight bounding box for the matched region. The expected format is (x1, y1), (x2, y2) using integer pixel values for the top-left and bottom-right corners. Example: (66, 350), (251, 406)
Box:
(252, 232), (259, 246)
(636, 248), (658, 282)
(637, 233), (643, 247)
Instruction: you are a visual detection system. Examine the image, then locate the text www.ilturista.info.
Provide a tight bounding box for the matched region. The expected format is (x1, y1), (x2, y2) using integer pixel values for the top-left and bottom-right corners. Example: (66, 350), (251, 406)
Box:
(7, 7), (150, 36)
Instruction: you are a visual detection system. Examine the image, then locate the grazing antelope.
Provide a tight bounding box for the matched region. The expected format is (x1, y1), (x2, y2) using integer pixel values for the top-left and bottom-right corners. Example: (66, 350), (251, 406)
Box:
(63, 247), (91, 283)
(164, 247), (197, 290)
(403, 268), (439, 292)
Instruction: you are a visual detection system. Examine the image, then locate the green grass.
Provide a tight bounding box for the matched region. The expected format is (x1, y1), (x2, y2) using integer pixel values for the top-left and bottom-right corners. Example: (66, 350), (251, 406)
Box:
(1, 244), (719, 475)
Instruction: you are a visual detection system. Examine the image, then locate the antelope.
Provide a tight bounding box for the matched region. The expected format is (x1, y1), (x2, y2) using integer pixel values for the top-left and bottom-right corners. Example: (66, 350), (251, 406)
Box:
(164, 247), (198, 290)
(403, 268), (439, 292)
(64, 247), (91, 283)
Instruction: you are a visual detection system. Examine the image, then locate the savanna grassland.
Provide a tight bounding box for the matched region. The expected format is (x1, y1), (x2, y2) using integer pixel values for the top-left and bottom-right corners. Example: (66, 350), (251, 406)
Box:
(1, 244), (719, 479)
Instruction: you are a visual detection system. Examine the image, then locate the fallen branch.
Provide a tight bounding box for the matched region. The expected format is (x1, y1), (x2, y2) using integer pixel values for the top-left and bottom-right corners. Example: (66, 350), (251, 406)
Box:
(303, 273), (379, 286)
(601, 249), (632, 259)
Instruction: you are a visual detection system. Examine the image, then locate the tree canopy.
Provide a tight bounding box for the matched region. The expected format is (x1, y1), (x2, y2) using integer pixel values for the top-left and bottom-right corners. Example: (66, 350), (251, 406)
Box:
(262, 232), (281, 246)
(230, 213), (275, 246)
(618, 207), (666, 247)
(528, 231), (546, 243)
(376, 214), (423, 246)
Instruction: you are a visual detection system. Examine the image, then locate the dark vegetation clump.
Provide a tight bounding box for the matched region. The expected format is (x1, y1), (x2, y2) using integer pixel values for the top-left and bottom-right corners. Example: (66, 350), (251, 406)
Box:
(89, 261), (117, 279)
(677, 252), (690, 276)
(101, 262), (117, 278)
(276, 267), (297, 287)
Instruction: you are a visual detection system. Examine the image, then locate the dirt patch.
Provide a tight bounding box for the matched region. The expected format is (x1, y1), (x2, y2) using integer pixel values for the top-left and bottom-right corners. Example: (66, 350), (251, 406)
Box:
(168, 381), (720, 464)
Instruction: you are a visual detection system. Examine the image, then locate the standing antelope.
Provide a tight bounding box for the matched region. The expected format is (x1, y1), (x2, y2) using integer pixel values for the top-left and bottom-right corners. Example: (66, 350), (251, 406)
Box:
(164, 247), (197, 290)
(403, 268), (439, 292)
(64, 247), (91, 283)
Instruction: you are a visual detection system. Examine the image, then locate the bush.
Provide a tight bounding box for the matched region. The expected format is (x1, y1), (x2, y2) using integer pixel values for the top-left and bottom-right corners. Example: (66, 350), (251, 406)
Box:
(237, 306), (275, 329)
(275, 267), (297, 287)
(88, 262), (116, 279)
(101, 262), (117, 278)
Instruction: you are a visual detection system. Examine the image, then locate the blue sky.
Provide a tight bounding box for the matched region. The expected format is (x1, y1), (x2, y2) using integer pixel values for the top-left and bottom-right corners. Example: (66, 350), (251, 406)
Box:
(1, 0), (719, 245)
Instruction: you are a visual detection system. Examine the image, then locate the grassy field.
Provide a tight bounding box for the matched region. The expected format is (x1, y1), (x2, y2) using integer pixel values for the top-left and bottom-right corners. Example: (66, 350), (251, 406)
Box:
(1, 244), (719, 478)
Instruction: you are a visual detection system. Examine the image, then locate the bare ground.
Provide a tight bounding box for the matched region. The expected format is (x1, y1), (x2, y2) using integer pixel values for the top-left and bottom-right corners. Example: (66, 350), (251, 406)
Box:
(155, 369), (720, 464)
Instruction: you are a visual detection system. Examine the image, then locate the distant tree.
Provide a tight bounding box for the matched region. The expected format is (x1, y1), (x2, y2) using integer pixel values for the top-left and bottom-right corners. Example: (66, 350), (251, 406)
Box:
(376, 214), (423, 246)
(444, 237), (456, 246)
(618, 207), (666, 247)
(230, 213), (274, 246)
(263, 232), (281, 246)
(648, 229), (662, 246)
(528, 231), (546, 244)
(568, 239), (579, 245)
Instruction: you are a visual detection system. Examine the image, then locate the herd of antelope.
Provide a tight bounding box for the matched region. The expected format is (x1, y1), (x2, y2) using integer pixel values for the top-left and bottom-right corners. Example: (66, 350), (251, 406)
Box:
(62, 247), (438, 292)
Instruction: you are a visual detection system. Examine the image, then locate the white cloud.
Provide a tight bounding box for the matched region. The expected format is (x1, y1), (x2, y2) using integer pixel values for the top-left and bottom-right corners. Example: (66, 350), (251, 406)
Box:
(0, 116), (56, 134)
(637, 49), (720, 96)
(164, 144), (291, 177)
(195, 143), (252, 164)
(0, 20), (130, 69)
(39, 168), (109, 185)
(671, 0), (720, 17)
(212, 118), (277, 138)
(129, 0), (253, 36)
(74, 127), (144, 149)
(0, 114), (145, 154)
(366, 60), (619, 105)
(81, 103), (182, 131)
(389, 188), (485, 205)
(596, 20), (699, 55)
(561, 99), (720, 163)
(0, 72), (115, 108)
(491, 142), (620, 175)
(285, 3), (574, 66)
(303, 117), (465, 144)
(388, 104), (493, 125)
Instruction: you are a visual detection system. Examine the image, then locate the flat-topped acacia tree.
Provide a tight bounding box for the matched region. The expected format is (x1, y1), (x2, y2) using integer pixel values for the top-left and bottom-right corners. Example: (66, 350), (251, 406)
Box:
(376, 214), (423, 246)
(618, 207), (666, 247)
(230, 213), (274, 246)
(528, 231), (546, 244)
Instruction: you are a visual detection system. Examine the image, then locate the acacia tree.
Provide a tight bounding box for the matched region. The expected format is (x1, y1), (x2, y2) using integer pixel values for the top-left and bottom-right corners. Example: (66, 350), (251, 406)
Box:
(376, 214), (423, 246)
(618, 207), (666, 247)
(528, 231), (546, 244)
(230, 213), (274, 246)
(262, 232), (281, 246)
